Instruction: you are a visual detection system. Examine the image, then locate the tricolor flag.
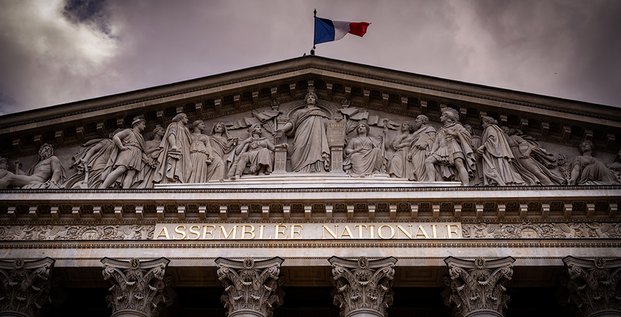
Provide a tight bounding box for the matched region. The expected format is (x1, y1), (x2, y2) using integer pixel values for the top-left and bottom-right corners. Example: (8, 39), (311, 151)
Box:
(314, 16), (370, 45)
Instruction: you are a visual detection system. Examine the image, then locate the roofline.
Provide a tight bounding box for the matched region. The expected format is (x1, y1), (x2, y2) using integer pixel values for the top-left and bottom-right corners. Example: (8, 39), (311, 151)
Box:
(1, 55), (619, 127)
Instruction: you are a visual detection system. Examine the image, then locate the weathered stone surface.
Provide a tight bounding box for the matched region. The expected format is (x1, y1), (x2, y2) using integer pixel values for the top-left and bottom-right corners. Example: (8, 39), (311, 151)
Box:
(216, 257), (284, 317)
(329, 256), (397, 317)
(0, 258), (55, 317)
(443, 256), (515, 317)
(563, 257), (621, 317)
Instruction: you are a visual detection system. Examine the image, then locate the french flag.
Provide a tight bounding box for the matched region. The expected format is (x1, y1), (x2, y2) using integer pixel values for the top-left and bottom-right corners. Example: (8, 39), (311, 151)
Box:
(314, 16), (370, 45)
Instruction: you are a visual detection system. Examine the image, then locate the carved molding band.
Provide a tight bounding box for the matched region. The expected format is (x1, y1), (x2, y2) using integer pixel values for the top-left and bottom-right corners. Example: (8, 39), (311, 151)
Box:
(0, 225), (154, 241)
(215, 257), (284, 317)
(101, 257), (171, 317)
(462, 222), (621, 239)
(329, 256), (397, 317)
(563, 257), (621, 317)
(443, 256), (515, 317)
(0, 258), (55, 317)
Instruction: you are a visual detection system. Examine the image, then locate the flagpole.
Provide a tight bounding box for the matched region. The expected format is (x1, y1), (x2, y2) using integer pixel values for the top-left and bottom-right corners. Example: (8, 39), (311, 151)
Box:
(310, 9), (316, 55)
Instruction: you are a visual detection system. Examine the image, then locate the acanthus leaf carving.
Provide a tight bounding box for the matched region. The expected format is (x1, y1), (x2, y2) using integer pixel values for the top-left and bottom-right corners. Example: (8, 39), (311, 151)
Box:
(0, 257), (55, 317)
(563, 256), (621, 317)
(329, 256), (397, 317)
(443, 256), (515, 317)
(101, 257), (171, 317)
(215, 257), (284, 317)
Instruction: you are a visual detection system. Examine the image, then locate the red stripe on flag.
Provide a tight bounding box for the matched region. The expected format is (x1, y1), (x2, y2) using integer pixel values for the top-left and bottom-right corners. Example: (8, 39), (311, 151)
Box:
(348, 22), (370, 37)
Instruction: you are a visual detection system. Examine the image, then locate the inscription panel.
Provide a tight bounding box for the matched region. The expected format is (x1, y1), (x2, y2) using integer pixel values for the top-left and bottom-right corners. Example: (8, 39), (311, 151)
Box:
(153, 222), (462, 240)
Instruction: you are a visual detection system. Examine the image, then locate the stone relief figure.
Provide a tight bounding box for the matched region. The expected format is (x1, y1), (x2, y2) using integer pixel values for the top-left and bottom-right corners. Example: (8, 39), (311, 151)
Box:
(569, 140), (619, 185)
(154, 113), (192, 184)
(424, 107), (476, 185)
(64, 129), (121, 188)
(504, 128), (564, 185)
(137, 125), (165, 188)
(277, 89), (331, 173)
(229, 123), (275, 179)
(464, 124), (483, 186)
(188, 120), (225, 183)
(0, 143), (65, 189)
(100, 117), (154, 189)
(476, 116), (524, 186)
(344, 122), (385, 177)
(253, 99), (283, 137)
(210, 122), (238, 180)
(608, 149), (621, 183)
(387, 122), (415, 179)
(409, 115), (437, 181)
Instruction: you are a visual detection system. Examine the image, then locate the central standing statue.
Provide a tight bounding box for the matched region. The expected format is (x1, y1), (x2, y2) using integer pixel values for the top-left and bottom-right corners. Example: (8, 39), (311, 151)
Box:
(277, 89), (331, 172)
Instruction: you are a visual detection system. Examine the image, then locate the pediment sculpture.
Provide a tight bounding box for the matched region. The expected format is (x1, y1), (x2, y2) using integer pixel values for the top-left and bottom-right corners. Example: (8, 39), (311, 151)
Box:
(0, 88), (619, 189)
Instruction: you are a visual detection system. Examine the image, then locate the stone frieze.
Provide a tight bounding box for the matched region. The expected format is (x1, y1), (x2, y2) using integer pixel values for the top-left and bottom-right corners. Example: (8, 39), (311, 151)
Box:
(1, 222), (620, 241)
(462, 222), (621, 239)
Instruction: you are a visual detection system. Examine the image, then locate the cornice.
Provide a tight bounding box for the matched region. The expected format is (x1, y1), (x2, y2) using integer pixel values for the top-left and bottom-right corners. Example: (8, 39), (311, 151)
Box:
(2, 56), (620, 133)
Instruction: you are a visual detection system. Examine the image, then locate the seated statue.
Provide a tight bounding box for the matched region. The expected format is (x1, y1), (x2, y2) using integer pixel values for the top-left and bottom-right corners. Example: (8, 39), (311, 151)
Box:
(569, 140), (619, 185)
(0, 143), (64, 189)
(230, 123), (275, 179)
(344, 122), (385, 177)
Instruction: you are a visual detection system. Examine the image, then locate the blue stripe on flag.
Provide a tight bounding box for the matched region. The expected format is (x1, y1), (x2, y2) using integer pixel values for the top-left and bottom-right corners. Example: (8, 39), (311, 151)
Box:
(314, 17), (335, 45)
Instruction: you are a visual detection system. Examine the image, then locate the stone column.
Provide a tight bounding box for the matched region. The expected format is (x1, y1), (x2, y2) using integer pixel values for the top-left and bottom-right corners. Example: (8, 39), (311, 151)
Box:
(328, 256), (398, 317)
(215, 257), (284, 317)
(101, 257), (171, 317)
(563, 256), (621, 317)
(443, 256), (515, 317)
(0, 258), (55, 317)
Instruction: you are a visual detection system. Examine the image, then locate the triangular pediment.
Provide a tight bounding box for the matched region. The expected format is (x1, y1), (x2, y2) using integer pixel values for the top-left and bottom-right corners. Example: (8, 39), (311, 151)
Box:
(0, 55), (619, 189)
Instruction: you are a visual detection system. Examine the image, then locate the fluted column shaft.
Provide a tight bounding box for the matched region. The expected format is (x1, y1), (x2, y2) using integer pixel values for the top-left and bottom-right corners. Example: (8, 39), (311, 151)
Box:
(216, 257), (284, 317)
(443, 257), (515, 317)
(329, 256), (397, 317)
(563, 257), (621, 317)
(0, 258), (55, 317)
(101, 257), (171, 317)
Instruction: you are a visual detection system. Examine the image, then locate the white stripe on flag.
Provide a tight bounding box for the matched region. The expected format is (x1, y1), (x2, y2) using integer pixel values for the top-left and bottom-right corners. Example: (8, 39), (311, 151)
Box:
(332, 21), (350, 40)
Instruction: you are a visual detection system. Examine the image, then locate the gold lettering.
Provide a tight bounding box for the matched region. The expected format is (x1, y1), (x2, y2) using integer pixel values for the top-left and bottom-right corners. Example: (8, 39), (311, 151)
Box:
(354, 224), (368, 238)
(275, 224), (287, 239)
(240, 225), (256, 239)
(322, 224), (338, 239)
(202, 225), (215, 239)
(447, 224), (461, 238)
(220, 225), (237, 239)
(174, 225), (187, 239)
(378, 224), (395, 239)
(396, 225), (412, 239)
(290, 224), (303, 239)
(340, 225), (353, 238)
(188, 225), (201, 240)
(415, 225), (430, 239)
(431, 224), (438, 238)
(369, 225), (375, 238)
(156, 227), (170, 239)
(259, 225), (266, 239)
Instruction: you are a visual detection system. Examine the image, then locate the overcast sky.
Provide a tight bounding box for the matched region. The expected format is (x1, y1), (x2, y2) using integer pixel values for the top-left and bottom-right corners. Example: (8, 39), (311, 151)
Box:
(1, 0), (620, 116)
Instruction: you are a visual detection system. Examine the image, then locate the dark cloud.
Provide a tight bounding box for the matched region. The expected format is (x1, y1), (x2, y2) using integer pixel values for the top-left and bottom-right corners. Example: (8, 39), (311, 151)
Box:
(64, 0), (112, 34)
(0, 0), (619, 116)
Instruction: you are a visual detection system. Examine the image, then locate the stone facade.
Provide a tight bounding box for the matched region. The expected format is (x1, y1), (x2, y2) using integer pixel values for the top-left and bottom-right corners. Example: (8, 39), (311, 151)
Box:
(0, 56), (619, 315)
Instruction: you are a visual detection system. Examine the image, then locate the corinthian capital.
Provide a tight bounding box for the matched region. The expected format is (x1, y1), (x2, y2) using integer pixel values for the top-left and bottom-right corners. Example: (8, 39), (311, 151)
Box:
(0, 258), (55, 317)
(563, 256), (621, 317)
(101, 257), (171, 317)
(328, 256), (397, 317)
(215, 257), (284, 317)
(443, 257), (515, 317)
